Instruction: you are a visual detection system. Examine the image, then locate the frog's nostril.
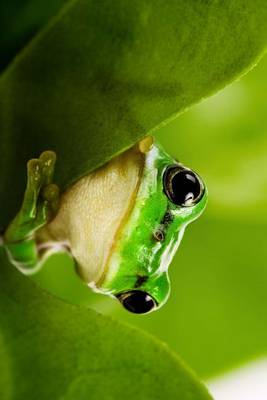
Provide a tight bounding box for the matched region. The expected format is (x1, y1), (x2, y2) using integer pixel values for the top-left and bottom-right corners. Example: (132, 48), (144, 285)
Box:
(117, 290), (157, 314)
(153, 229), (165, 241)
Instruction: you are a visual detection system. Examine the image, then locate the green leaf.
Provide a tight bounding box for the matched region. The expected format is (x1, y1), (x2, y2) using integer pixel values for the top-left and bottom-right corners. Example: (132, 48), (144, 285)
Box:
(0, 1), (67, 70)
(0, 250), (212, 400)
(1, 0), (267, 228)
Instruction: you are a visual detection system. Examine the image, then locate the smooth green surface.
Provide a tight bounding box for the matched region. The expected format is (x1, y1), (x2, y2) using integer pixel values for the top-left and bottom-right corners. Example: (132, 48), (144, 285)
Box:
(34, 55), (267, 379)
(0, 249), (212, 400)
(1, 0), (267, 229)
(0, 0), (67, 70)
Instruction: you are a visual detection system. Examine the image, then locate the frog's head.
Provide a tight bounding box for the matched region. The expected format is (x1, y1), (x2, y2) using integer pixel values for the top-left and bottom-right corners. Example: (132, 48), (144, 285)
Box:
(97, 137), (207, 314)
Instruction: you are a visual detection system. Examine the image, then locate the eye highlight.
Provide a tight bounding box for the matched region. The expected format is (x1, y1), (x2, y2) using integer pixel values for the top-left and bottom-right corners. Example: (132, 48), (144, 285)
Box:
(117, 291), (156, 314)
(163, 165), (204, 207)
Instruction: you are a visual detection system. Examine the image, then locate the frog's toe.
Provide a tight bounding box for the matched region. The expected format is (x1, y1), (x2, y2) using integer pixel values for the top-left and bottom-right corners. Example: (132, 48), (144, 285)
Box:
(27, 159), (42, 187)
(41, 183), (60, 216)
(39, 151), (56, 185)
(39, 150), (56, 165)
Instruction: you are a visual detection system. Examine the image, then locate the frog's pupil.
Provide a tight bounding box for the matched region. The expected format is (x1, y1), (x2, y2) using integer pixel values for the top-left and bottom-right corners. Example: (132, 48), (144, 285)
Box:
(117, 291), (156, 314)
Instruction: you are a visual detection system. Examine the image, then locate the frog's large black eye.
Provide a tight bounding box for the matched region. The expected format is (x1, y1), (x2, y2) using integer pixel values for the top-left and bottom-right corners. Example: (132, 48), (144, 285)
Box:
(163, 165), (204, 207)
(117, 291), (156, 314)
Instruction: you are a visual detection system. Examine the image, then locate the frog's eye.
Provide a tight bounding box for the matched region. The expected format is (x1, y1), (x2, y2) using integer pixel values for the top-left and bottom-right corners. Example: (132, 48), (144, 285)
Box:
(163, 165), (204, 207)
(117, 291), (156, 314)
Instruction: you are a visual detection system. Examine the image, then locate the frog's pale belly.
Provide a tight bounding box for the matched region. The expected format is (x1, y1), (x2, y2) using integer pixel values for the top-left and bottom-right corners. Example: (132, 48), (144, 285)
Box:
(38, 147), (143, 284)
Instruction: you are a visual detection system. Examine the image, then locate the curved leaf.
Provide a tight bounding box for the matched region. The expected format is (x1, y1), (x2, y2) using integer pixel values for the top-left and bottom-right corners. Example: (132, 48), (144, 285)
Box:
(1, 0), (267, 228)
(0, 250), (212, 400)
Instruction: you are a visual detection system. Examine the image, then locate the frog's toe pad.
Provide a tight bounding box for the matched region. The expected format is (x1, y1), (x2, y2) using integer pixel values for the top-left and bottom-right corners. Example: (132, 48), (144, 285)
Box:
(39, 151), (56, 167)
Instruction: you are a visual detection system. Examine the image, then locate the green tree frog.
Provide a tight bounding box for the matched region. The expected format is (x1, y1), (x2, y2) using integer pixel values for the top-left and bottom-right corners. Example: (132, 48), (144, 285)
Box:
(3, 137), (207, 314)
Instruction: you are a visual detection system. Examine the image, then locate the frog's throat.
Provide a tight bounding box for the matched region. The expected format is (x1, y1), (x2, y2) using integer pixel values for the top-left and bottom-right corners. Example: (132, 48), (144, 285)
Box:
(94, 143), (168, 290)
(95, 152), (145, 287)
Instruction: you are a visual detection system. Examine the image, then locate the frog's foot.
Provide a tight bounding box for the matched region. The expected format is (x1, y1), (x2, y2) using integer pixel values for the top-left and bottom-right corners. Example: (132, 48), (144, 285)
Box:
(4, 151), (60, 243)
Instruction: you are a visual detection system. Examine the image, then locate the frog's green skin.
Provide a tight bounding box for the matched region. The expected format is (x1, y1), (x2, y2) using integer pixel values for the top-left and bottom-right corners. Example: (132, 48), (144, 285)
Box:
(3, 139), (207, 313)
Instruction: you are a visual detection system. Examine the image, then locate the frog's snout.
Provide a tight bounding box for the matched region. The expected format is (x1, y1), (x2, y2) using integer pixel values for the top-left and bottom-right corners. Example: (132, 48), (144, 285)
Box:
(117, 290), (157, 314)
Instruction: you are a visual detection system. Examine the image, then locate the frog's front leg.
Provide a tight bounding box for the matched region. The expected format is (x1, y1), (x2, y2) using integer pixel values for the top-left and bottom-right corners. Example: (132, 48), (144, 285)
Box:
(4, 151), (60, 275)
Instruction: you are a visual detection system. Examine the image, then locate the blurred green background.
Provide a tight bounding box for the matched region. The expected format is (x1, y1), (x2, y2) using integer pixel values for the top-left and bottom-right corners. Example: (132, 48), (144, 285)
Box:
(32, 54), (267, 379)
